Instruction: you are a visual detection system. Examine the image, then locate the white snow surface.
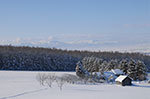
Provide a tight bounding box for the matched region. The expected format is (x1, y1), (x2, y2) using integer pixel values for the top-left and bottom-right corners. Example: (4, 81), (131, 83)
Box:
(0, 71), (150, 99)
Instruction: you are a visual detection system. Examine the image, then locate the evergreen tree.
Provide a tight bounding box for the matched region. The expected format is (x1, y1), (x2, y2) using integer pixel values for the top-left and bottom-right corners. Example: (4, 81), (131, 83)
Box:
(107, 59), (118, 70)
(127, 59), (137, 80)
(82, 57), (103, 73)
(76, 61), (89, 78)
(119, 59), (128, 74)
(136, 60), (147, 80)
(99, 61), (108, 74)
(127, 59), (147, 80)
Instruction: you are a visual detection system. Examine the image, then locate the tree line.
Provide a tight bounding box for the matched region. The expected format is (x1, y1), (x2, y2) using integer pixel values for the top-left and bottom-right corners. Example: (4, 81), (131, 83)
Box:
(0, 45), (150, 72)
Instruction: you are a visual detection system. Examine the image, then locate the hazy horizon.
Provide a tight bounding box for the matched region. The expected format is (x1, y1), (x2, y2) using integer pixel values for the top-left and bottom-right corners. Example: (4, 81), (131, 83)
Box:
(0, 0), (150, 52)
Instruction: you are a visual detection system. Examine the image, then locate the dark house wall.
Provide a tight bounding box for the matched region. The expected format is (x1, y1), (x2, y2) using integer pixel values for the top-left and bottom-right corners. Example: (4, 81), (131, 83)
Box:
(122, 77), (132, 86)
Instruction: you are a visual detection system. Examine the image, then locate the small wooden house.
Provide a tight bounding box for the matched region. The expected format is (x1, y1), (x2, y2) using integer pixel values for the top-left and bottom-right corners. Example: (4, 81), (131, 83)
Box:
(115, 75), (132, 86)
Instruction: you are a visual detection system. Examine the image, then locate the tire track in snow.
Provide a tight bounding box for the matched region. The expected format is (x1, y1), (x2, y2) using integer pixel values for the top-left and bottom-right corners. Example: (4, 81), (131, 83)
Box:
(0, 88), (48, 99)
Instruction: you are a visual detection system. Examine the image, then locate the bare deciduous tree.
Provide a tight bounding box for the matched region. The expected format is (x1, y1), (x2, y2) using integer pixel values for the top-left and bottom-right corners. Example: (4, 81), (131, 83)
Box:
(36, 73), (47, 86)
(56, 77), (66, 91)
(45, 73), (56, 88)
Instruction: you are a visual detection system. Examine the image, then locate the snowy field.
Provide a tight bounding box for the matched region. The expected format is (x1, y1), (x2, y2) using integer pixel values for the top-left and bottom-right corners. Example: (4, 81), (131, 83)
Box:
(0, 71), (150, 99)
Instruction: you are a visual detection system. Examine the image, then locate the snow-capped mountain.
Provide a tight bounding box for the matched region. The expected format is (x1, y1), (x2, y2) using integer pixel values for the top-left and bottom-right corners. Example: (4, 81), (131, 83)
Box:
(1, 37), (150, 53)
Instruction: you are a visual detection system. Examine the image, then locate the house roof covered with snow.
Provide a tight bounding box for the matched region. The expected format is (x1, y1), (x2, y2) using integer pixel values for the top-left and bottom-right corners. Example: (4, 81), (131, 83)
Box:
(104, 71), (114, 78)
(115, 75), (128, 82)
(111, 69), (124, 75)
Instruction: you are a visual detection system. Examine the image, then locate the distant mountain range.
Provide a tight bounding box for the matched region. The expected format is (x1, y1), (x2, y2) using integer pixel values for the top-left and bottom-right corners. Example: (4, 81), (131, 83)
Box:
(1, 37), (150, 54)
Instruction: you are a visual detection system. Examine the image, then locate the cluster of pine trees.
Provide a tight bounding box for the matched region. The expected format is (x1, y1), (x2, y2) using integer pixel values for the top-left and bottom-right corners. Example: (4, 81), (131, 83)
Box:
(0, 45), (150, 73)
(0, 46), (79, 71)
(76, 57), (147, 80)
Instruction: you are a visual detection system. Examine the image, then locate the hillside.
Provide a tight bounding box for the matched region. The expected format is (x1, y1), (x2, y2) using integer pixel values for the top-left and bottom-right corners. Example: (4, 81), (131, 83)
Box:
(0, 71), (150, 99)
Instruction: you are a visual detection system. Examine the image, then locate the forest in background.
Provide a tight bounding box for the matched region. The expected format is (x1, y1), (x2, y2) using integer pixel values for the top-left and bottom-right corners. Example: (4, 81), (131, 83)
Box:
(0, 45), (150, 72)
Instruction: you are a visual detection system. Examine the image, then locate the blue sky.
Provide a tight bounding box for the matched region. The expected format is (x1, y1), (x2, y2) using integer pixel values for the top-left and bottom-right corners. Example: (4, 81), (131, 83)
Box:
(0, 0), (150, 51)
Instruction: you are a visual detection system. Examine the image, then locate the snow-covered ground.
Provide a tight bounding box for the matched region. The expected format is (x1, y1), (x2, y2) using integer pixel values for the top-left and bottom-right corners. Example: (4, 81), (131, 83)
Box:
(0, 71), (150, 99)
